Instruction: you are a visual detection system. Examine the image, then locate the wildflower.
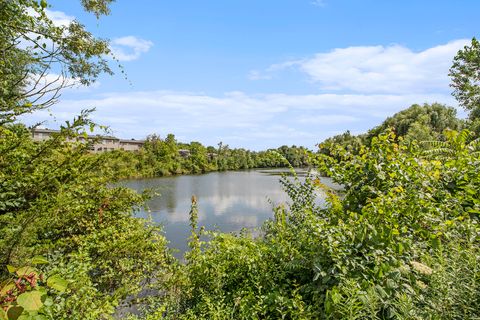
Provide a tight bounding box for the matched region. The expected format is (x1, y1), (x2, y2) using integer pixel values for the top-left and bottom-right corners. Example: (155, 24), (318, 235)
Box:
(398, 264), (411, 275)
(416, 280), (427, 289)
(410, 261), (433, 275)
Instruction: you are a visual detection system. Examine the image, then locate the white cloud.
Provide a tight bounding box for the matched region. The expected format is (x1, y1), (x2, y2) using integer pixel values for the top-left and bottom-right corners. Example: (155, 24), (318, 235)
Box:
(20, 90), (458, 150)
(248, 70), (272, 80)
(45, 9), (74, 27)
(296, 115), (358, 125)
(25, 8), (74, 27)
(110, 36), (153, 61)
(252, 39), (469, 94)
(26, 9), (151, 64)
(311, 0), (326, 7)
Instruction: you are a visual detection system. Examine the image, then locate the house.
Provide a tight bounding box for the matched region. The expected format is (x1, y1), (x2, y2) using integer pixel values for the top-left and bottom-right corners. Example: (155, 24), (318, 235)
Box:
(31, 128), (145, 152)
(178, 149), (191, 158)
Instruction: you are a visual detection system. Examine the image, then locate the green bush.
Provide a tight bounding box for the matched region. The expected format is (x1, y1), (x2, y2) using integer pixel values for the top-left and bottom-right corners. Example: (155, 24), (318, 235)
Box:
(141, 130), (480, 319)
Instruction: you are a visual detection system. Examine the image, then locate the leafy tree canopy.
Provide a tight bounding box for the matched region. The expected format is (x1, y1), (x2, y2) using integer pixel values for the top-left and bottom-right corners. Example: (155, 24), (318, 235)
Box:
(0, 0), (114, 124)
(450, 38), (480, 117)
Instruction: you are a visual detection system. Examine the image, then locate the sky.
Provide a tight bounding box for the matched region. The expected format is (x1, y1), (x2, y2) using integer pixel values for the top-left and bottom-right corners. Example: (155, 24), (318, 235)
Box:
(22, 0), (480, 150)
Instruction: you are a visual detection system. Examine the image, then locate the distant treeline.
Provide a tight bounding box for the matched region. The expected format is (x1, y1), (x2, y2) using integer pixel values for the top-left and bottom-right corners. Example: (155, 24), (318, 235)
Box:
(102, 134), (312, 179)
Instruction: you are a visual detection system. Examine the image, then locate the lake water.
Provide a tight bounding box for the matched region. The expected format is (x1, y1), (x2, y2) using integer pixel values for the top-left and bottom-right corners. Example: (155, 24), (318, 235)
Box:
(122, 168), (337, 256)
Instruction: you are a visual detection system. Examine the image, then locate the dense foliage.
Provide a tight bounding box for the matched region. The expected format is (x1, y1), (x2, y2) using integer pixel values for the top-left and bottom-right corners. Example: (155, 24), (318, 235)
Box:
(0, 1), (174, 319)
(0, 115), (173, 319)
(1, 1), (480, 318)
(134, 39), (480, 319)
(139, 129), (479, 319)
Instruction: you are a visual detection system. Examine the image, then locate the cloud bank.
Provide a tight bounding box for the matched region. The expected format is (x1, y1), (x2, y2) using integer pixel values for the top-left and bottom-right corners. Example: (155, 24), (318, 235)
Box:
(252, 39), (468, 94)
(23, 90), (457, 150)
(110, 36), (154, 61)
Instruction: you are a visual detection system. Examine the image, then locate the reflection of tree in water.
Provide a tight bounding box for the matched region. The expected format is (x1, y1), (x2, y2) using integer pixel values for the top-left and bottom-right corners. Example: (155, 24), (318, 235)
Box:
(162, 181), (178, 214)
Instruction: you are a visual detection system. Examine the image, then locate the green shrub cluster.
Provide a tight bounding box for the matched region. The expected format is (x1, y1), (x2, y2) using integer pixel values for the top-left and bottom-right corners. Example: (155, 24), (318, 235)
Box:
(2, 1), (480, 318)
(0, 115), (174, 319)
(141, 130), (480, 319)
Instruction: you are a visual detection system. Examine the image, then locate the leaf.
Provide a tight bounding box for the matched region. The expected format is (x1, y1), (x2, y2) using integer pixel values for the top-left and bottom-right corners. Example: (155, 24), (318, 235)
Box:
(47, 275), (68, 292)
(43, 297), (53, 307)
(431, 236), (442, 250)
(6, 265), (16, 273)
(40, 0), (47, 9)
(15, 267), (37, 278)
(31, 256), (48, 265)
(16, 291), (44, 311)
(6, 306), (24, 320)
(0, 280), (15, 295)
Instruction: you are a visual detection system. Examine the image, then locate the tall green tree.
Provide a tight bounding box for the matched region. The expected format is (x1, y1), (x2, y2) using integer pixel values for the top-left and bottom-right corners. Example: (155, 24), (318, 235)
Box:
(450, 38), (480, 116)
(0, 0), (113, 124)
(450, 38), (480, 133)
(0, 2), (173, 318)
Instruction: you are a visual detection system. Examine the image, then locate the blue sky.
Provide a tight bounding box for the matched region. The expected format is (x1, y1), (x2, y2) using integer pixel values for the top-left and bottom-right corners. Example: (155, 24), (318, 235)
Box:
(23, 0), (480, 150)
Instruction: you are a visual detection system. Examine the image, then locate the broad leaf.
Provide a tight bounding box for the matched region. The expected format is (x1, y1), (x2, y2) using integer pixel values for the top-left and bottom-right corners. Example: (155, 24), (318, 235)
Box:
(47, 275), (68, 292)
(6, 265), (16, 273)
(15, 267), (37, 278)
(6, 306), (24, 320)
(0, 280), (15, 295)
(31, 256), (48, 265)
(16, 291), (44, 311)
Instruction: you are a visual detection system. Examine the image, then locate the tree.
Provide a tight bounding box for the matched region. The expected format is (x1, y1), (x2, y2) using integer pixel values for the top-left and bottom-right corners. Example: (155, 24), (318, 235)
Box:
(0, 0), (114, 124)
(450, 38), (480, 117)
(0, 2), (172, 318)
(365, 103), (463, 145)
(188, 141), (209, 173)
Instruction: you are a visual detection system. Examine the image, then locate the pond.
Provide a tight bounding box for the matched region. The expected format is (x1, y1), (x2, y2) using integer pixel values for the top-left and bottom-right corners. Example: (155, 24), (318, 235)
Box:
(122, 168), (338, 256)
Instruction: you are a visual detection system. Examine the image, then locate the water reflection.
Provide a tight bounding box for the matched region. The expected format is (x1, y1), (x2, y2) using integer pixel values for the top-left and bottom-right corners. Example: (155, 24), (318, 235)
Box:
(123, 169), (336, 256)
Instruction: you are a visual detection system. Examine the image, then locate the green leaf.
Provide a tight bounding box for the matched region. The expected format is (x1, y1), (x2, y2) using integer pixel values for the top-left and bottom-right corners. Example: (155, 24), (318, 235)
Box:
(16, 291), (44, 311)
(47, 275), (68, 292)
(0, 280), (15, 295)
(31, 256), (48, 265)
(431, 236), (442, 250)
(15, 267), (37, 277)
(40, 0), (47, 9)
(6, 306), (24, 320)
(43, 297), (54, 307)
(6, 265), (16, 273)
